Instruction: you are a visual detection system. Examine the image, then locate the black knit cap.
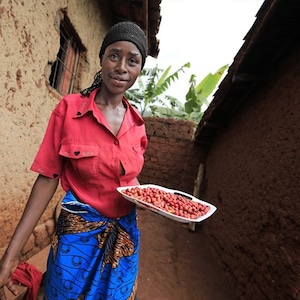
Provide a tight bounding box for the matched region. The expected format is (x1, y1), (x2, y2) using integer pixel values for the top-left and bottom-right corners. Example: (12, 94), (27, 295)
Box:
(99, 21), (147, 69)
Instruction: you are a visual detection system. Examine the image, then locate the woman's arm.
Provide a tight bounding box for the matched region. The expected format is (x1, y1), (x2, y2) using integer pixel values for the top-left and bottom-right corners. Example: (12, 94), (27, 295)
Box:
(0, 174), (59, 299)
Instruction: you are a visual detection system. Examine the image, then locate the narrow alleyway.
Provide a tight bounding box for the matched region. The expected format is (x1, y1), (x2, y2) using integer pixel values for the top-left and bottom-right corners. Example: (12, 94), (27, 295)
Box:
(137, 208), (237, 300)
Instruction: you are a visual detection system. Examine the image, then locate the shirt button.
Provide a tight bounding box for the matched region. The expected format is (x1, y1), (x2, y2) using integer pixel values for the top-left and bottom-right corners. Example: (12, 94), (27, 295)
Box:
(114, 140), (119, 145)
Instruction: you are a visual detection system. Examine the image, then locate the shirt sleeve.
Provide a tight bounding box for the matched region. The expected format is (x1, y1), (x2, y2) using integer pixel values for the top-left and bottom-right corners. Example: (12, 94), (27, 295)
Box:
(30, 108), (65, 179)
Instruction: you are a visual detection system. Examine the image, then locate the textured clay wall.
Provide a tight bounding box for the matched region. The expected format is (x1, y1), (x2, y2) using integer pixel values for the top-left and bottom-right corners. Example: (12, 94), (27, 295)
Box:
(200, 47), (300, 299)
(0, 0), (110, 259)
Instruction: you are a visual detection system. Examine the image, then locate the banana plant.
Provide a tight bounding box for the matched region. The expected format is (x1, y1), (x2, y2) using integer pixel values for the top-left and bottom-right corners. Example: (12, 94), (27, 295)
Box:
(184, 64), (229, 123)
(125, 62), (190, 116)
(126, 63), (228, 124)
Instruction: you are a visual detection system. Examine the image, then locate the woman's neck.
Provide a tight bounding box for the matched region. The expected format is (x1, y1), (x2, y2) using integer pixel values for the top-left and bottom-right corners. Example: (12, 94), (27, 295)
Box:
(95, 88), (124, 109)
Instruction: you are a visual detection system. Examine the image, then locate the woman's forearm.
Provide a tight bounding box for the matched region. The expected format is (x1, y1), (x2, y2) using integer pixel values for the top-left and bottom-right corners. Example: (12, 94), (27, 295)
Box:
(4, 174), (59, 260)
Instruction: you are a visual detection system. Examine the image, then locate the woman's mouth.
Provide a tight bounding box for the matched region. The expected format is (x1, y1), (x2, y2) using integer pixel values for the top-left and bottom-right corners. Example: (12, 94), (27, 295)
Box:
(110, 75), (129, 83)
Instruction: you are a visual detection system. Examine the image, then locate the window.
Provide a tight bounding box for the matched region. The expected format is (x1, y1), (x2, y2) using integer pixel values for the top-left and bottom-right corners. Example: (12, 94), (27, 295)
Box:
(49, 12), (86, 95)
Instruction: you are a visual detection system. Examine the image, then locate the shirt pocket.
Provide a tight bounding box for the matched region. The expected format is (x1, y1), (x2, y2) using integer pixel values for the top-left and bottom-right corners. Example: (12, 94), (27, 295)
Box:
(59, 144), (99, 183)
(121, 145), (145, 178)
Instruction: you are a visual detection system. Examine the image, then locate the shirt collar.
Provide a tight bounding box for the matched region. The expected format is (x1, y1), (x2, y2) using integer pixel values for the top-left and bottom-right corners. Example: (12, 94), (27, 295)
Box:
(73, 88), (145, 126)
(73, 89), (98, 118)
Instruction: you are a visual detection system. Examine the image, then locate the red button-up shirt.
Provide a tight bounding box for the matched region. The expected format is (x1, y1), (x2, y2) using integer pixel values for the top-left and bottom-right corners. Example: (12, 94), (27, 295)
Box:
(31, 88), (148, 218)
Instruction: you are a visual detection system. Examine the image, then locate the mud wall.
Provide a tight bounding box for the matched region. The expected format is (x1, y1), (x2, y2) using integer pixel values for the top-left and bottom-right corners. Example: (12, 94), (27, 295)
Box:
(200, 45), (300, 299)
(0, 0), (110, 258)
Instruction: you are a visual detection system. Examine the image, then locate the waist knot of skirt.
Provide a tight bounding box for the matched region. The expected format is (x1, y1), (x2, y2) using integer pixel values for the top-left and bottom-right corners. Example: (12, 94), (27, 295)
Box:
(45, 191), (140, 300)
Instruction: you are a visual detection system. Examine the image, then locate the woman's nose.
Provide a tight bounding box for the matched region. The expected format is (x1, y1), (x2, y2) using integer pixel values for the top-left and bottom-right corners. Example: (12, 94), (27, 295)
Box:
(116, 58), (127, 73)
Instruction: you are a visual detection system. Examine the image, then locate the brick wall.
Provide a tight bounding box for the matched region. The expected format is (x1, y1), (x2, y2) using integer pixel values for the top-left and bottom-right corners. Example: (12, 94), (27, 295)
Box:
(140, 117), (196, 190)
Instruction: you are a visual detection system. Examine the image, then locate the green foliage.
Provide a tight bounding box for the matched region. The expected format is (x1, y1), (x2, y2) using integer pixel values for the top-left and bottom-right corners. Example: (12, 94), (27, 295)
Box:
(126, 63), (190, 116)
(184, 64), (229, 123)
(126, 63), (228, 124)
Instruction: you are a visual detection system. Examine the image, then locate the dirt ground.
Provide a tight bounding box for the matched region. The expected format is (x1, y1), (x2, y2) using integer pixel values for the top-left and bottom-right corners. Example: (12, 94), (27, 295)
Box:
(137, 208), (237, 300)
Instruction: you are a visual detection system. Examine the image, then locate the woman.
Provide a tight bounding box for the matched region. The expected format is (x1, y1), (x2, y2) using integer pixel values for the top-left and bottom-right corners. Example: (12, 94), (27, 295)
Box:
(0, 21), (148, 300)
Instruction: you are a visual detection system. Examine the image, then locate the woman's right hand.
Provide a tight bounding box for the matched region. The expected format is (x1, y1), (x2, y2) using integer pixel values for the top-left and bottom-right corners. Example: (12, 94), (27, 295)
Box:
(0, 256), (20, 300)
(0, 174), (59, 300)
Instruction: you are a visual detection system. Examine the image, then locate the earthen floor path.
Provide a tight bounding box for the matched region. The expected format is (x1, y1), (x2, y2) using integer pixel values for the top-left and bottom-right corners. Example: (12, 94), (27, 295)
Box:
(137, 208), (237, 300)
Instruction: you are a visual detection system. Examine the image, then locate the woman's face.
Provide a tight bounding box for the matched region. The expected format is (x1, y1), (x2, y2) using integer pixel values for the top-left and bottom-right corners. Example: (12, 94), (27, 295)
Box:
(100, 41), (142, 95)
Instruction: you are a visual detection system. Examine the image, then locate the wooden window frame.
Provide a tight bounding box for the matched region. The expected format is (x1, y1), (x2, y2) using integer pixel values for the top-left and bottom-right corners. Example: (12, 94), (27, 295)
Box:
(49, 12), (85, 95)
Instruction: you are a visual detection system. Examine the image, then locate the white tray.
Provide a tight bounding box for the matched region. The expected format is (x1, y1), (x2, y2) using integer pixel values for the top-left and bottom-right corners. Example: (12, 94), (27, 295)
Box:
(117, 184), (217, 223)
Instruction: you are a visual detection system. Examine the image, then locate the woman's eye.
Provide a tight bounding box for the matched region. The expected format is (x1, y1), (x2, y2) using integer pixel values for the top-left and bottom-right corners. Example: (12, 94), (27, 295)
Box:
(128, 58), (138, 66)
(110, 54), (119, 61)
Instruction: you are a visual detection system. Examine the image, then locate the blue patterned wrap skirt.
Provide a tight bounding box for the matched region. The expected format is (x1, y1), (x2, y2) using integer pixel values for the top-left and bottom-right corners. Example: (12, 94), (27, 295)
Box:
(44, 191), (140, 300)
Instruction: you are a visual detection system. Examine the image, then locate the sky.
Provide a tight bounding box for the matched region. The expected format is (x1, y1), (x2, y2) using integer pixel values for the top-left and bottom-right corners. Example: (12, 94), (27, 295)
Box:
(144, 0), (265, 102)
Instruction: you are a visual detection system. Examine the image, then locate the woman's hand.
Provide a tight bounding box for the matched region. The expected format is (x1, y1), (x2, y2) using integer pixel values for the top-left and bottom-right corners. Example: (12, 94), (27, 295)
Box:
(0, 282), (18, 300)
(0, 256), (20, 300)
(0, 174), (59, 300)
